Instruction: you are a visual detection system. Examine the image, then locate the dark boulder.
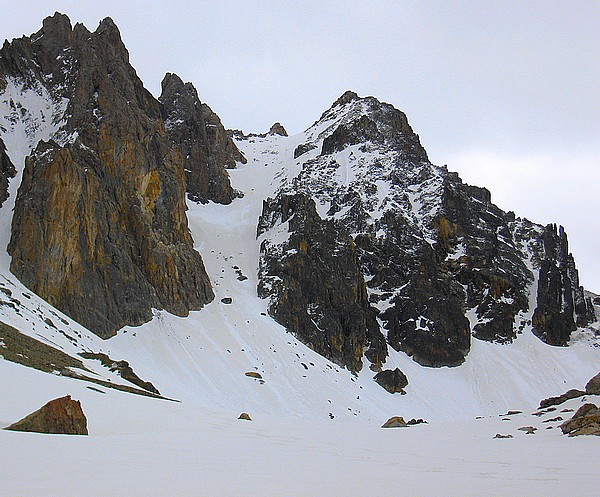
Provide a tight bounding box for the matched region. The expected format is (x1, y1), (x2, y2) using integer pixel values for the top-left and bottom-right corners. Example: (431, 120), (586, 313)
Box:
(374, 368), (408, 394)
(539, 389), (586, 409)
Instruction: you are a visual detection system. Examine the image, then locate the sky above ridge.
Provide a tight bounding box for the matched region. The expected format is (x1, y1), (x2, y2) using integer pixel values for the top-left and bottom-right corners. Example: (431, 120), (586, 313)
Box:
(1, 1), (599, 291)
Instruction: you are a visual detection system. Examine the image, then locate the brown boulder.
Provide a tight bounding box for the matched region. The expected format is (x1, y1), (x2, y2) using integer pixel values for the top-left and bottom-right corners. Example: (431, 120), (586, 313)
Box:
(238, 412), (252, 421)
(381, 416), (407, 428)
(4, 395), (88, 435)
(585, 372), (600, 395)
(560, 403), (600, 437)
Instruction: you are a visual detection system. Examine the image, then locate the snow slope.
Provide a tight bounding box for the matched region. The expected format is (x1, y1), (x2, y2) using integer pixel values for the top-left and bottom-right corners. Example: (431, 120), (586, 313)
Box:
(1, 357), (599, 497)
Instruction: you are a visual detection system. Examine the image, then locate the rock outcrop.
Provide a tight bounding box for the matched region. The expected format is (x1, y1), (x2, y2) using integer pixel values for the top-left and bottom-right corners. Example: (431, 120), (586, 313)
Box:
(4, 395), (88, 435)
(539, 388), (585, 409)
(585, 372), (600, 395)
(257, 193), (386, 373)
(0, 137), (15, 206)
(159, 72), (245, 204)
(560, 403), (600, 436)
(532, 224), (596, 345)
(79, 352), (159, 394)
(269, 122), (288, 136)
(1, 13), (215, 337)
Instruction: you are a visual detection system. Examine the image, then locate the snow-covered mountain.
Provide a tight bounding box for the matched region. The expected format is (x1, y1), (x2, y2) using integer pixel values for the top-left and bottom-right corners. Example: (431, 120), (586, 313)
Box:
(0, 13), (599, 496)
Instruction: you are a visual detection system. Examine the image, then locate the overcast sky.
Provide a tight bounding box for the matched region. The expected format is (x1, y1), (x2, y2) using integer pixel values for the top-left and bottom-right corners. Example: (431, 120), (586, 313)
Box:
(2, 1), (599, 291)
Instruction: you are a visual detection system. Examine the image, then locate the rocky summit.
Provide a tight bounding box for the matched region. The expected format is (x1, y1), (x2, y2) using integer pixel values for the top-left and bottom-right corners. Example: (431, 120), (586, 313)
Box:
(256, 91), (596, 371)
(0, 13), (247, 337)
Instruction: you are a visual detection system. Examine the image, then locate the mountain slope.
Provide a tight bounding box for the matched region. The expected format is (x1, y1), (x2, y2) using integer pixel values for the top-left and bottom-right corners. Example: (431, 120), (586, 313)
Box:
(0, 13), (596, 423)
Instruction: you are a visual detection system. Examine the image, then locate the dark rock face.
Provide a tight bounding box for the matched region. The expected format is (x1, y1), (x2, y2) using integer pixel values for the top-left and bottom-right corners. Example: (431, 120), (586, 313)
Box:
(374, 368), (408, 394)
(2, 14), (215, 337)
(435, 177), (532, 344)
(0, 137), (16, 206)
(532, 224), (596, 345)
(159, 72), (245, 204)
(256, 90), (596, 373)
(560, 403), (600, 436)
(4, 395), (88, 435)
(257, 194), (387, 372)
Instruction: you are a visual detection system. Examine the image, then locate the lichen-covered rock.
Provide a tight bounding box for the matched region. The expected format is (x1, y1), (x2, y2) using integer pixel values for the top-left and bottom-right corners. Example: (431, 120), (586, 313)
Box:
(560, 403), (600, 436)
(159, 72), (245, 204)
(2, 14), (214, 337)
(4, 395), (88, 435)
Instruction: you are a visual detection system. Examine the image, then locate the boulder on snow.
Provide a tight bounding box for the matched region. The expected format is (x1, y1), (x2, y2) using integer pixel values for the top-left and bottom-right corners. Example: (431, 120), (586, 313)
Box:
(539, 388), (585, 409)
(374, 368), (408, 394)
(238, 412), (252, 421)
(585, 372), (600, 395)
(560, 403), (600, 436)
(4, 395), (88, 435)
(245, 371), (263, 379)
(493, 433), (513, 439)
(381, 416), (407, 428)
(517, 426), (537, 435)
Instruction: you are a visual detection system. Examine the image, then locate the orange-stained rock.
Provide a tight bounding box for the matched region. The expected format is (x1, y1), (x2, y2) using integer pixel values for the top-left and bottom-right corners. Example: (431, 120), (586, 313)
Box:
(5, 395), (88, 435)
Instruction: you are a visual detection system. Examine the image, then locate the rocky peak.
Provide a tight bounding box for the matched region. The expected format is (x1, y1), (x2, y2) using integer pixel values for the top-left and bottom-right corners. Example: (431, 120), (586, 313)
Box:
(333, 90), (359, 107)
(34, 12), (73, 48)
(269, 122), (288, 136)
(304, 91), (428, 164)
(3, 15), (215, 338)
(159, 71), (245, 204)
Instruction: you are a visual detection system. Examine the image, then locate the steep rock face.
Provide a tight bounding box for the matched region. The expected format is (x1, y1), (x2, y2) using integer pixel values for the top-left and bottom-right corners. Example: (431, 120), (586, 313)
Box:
(257, 194), (386, 372)
(0, 137), (15, 206)
(159, 72), (245, 204)
(532, 224), (595, 345)
(2, 13), (214, 337)
(436, 176), (533, 343)
(4, 395), (88, 435)
(256, 91), (596, 372)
